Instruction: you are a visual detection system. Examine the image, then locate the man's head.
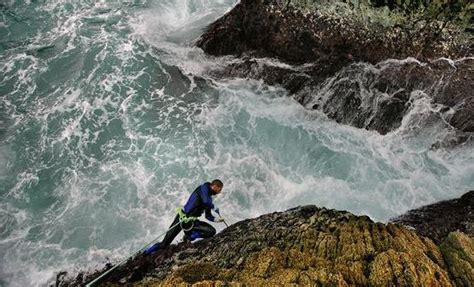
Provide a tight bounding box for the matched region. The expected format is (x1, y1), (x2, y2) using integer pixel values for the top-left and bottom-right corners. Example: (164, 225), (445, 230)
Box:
(210, 179), (223, 195)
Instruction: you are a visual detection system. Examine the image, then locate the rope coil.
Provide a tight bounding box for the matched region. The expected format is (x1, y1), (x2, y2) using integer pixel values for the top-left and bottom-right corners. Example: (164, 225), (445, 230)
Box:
(177, 208), (197, 231)
(180, 221), (194, 231)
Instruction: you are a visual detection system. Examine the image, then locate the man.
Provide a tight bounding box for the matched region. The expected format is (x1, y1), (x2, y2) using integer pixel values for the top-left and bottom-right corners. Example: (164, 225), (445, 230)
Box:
(144, 179), (225, 254)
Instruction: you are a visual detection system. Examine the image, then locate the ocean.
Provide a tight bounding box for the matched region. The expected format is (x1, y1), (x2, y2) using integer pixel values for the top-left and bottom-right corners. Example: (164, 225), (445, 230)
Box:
(1, 1), (473, 285)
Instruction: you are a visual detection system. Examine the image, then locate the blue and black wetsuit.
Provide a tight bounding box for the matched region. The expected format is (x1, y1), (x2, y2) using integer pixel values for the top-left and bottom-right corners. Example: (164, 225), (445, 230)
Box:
(159, 182), (217, 248)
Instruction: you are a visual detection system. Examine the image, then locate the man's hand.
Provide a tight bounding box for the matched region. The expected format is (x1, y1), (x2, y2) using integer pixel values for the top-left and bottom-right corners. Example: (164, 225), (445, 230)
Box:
(215, 217), (225, 223)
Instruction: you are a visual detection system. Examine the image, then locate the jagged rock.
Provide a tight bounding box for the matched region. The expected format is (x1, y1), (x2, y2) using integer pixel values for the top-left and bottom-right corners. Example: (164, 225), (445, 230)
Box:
(61, 205), (474, 286)
(294, 57), (474, 136)
(197, 0), (473, 138)
(196, 0), (470, 64)
(391, 190), (474, 244)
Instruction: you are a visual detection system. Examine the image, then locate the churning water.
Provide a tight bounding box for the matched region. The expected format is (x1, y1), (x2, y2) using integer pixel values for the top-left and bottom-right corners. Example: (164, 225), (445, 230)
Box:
(1, 1), (473, 286)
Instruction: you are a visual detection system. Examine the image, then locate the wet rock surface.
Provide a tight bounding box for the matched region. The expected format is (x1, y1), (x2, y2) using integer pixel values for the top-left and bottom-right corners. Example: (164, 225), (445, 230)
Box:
(61, 205), (473, 286)
(392, 190), (474, 244)
(293, 57), (474, 137)
(196, 0), (470, 64)
(197, 0), (473, 139)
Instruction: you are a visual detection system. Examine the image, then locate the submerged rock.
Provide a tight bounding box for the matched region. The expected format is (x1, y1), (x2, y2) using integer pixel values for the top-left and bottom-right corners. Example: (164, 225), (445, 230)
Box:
(61, 205), (474, 286)
(392, 190), (474, 244)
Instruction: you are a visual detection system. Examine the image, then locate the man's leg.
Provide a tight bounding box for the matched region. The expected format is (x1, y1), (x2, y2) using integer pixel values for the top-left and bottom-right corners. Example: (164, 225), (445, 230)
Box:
(144, 214), (181, 254)
(185, 220), (216, 241)
(160, 214), (182, 247)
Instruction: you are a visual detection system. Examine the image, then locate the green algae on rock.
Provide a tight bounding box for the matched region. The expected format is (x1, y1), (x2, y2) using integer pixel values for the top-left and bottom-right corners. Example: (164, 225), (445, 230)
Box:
(440, 231), (474, 287)
(60, 205), (474, 286)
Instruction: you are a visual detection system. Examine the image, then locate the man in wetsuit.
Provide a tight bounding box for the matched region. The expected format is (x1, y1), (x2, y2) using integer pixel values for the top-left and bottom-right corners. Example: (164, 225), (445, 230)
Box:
(144, 179), (224, 254)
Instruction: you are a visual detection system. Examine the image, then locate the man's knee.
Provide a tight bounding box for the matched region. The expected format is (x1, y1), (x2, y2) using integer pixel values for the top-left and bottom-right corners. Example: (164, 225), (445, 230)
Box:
(199, 225), (216, 238)
(207, 225), (216, 237)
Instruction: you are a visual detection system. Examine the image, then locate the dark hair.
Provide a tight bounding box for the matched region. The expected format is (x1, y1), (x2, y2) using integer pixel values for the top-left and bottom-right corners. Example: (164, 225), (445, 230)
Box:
(211, 179), (223, 187)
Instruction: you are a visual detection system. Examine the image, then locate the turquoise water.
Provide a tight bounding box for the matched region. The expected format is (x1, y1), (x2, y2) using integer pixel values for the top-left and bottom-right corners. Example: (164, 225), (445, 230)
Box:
(1, 1), (473, 286)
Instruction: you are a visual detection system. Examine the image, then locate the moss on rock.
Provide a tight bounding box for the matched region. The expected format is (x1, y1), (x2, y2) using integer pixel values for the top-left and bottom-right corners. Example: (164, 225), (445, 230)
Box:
(440, 231), (474, 286)
(83, 206), (472, 286)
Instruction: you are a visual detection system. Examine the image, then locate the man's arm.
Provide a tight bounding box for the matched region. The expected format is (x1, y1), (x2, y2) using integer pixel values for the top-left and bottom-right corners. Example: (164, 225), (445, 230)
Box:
(199, 183), (215, 210)
(205, 208), (215, 222)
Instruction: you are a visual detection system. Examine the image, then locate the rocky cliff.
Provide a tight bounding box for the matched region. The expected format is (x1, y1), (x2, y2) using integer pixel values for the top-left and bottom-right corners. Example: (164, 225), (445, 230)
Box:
(61, 204), (473, 286)
(197, 0), (473, 141)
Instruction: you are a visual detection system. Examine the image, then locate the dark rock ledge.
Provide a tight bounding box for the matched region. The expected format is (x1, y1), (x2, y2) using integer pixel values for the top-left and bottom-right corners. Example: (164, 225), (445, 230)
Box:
(391, 190), (474, 244)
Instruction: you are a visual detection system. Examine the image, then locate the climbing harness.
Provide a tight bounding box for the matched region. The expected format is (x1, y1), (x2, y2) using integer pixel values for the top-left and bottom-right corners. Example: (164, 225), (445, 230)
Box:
(176, 207), (198, 231)
(85, 208), (197, 287)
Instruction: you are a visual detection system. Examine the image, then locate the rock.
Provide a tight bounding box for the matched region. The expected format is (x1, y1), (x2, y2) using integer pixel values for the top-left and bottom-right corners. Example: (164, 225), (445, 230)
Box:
(196, 0), (473, 138)
(61, 205), (473, 286)
(391, 190), (474, 244)
(440, 232), (474, 287)
(294, 57), (474, 135)
(197, 1), (470, 65)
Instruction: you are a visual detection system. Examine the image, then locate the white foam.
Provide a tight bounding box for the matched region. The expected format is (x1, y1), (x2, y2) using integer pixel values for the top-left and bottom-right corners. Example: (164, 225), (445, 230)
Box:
(1, 1), (473, 287)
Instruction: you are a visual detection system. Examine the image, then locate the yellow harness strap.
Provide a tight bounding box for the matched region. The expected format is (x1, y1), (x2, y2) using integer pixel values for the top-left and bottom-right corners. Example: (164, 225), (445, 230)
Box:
(176, 208), (198, 223)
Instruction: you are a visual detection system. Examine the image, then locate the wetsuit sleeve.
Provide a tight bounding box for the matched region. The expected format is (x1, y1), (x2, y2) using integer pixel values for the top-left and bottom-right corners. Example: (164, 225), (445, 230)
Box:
(199, 183), (215, 210)
(205, 208), (215, 222)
